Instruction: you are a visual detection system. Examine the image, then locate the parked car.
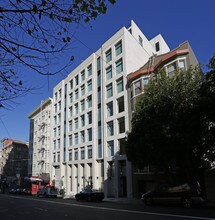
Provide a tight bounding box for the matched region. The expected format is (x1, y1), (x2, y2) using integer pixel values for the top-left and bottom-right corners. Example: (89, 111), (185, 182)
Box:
(75, 188), (104, 202)
(141, 183), (206, 208)
(37, 186), (58, 198)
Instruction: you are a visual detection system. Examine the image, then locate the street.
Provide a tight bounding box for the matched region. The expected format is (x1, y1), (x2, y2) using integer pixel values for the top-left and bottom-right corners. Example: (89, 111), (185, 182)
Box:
(0, 194), (215, 220)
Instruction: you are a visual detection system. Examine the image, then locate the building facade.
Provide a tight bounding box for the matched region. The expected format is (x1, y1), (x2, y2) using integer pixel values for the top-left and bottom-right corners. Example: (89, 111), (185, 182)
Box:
(127, 41), (199, 198)
(50, 20), (170, 198)
(28, 98), (52, 181)
(0, 138), (29, 185)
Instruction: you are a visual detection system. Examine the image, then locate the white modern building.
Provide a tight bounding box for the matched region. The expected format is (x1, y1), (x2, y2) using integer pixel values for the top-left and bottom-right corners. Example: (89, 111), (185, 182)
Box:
(28, 98), (52, 179)
(50, 20), (170, 198)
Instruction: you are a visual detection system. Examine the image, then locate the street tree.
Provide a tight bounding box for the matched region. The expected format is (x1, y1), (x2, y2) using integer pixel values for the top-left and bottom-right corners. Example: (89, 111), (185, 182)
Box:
(125, 67), (204, 183)
(0, 0), (116, 108)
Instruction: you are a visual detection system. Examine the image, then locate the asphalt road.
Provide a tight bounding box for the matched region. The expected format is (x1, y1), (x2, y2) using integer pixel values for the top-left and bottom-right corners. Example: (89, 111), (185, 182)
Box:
(0, 194), (215, 220)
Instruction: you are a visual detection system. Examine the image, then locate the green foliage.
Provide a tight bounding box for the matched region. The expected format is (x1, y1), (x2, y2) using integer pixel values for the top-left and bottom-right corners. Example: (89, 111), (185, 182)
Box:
(126, 67), (205, 181)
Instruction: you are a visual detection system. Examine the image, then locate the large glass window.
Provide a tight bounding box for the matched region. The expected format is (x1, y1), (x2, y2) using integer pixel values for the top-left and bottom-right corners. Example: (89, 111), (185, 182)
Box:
(107, 121), (114, 136)
(69, 107), (72, 117)
(117, 77), (123, 93)
(106, 83), (113, 98)
(117, 96), (124, 113)
(116, 58), (123, 74)
(88, 128), (92, 141)
(74, 118), (78, 130)
(81, 114), (85, 127)
(75, 103), (78, 114)
(75, 75), (79, 85)
(69, 135), (72, 146)
(107, 101), (113, 117)
(87, 95), (92, 108)
(115, 40), (122, 56)
(75, 133), (78, 145)
(87, 79), (92, 92)
(69, 93), (73, 104)
(69, 120), (72, 132)
(106, 49), (112, 63)
(69, 151), (72, 161)
(107, 141), (114, 157)
(81, 130), (85, 143)
(81, 99), (85, 112)
(87, 64), (92, 77)
(106, 65), (112, 81)
(81, 70), (85, 81)
(88, 111), (92, 124)
(81, 147), (85, 160)
(88, 145), (92, 159)
(75, 89), (79, 100)
(118, 117), (125, 133)
(81, 84), (85, 96)
(69, 79), (73, 90)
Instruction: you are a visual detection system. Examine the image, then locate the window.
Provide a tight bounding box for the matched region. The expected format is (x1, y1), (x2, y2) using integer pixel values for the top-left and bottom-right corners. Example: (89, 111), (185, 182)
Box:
(117, 96), (124, 113)
(118, 138), (126, 155)
(53, 140), (56, 150)
(53, 153), (56, 162)
(70, 79), (73, 90)
(75, 103), (78, 114)
(106, 65), (112, 80)
(87, 64), (92, 77)
(139, 35), (143, 47)
(58, 126), (61, 136)
(69, 93), (73, 103)
(155, 42), (160, 52)
(81, 147), (85, 160)
(54, 116), (57, 125)
(88, 146), (92, 159)
(88, 111), (92, 124)
(75, 133), (78, 145)
(107, 121), (114, 136)
(69, 151), (72, 161)
(74, 118), (78, 129)
(143, 77), (149, 86)
(69, 135), (72, 146)
(69, 120), (72, 132)
(87, 95), (92, 108)
(134, 80), (141, 95)
(59, 89), (62, 98)
(106, 49), (112, 63)
(57, 153), (60, 162)
(81, 70), (85, 81)
(75, 75), (79, 85)
(69, 107), (73, 117)
(81, 115), (85, 127)
(58, 101), (61, 111)
(54, 128), (56, 137)
(107, 101), (113, 117)
(75, 89), (78, 100)
(54, 104), (57, 113)
(81, 84), (85, 97)
(107, 141), (114, 157)
(116, 58), (123, 74)
(87, 79), (92, 92)
(115, 40), (122, 56)
(167, 62), (176, 78)
(58, 113), (61, 124)
(106, 83), (113, 98)
(118, 117), (125, 133)
(88, 128), (92, 141)
(81, 99), (85, 112)
(54, 92), (57, 101)
(81, 130), (85, 143)
(116, 77), (123, 93)
(178, 59), (186, 71)
(74, 149), (78, 160)
(58, 139), (60, 149)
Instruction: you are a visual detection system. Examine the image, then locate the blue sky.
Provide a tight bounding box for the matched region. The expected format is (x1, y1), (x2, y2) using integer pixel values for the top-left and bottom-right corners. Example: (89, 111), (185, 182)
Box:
(0, 0), (214, 142)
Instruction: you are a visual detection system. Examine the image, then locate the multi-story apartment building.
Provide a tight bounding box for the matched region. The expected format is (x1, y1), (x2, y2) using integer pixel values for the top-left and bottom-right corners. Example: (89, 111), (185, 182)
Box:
(28, 98), (52, 181)
(50, 20), (170, 198)
(127, 41), (199, 198)
(0, 138), (29, 184)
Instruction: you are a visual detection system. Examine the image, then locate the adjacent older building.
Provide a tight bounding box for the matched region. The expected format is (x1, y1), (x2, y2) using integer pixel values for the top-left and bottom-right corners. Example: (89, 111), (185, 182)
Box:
(50, 20), (170, 198)
(28, 98), (52, 181)
(0, 138), (29, 184)
(127, 41), (199, 198)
